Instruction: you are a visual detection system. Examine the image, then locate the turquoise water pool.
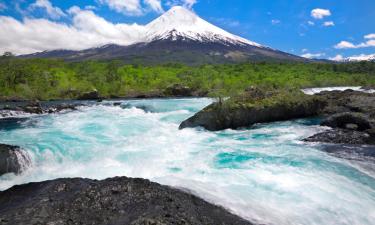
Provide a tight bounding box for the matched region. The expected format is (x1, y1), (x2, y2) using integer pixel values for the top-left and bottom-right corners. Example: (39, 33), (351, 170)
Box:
(0, 98), (374, 225)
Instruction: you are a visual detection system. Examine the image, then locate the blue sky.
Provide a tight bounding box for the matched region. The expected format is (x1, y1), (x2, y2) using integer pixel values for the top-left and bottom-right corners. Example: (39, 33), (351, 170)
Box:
(0, 0), (374, 59)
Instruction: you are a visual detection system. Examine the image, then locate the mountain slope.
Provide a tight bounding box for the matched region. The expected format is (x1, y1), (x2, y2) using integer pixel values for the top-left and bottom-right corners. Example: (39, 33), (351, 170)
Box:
(21, 6), (306, 65)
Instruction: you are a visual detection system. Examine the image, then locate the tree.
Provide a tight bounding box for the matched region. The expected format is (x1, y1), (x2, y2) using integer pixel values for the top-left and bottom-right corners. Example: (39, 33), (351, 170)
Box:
(2, 52), (14, 57)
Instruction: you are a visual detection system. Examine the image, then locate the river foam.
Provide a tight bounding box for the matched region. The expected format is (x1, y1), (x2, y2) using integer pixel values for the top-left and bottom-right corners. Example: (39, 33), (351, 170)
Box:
(0, 98), (374, 225)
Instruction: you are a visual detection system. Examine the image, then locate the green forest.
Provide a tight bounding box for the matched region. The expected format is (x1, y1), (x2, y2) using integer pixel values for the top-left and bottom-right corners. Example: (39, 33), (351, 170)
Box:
(1, 54), (375, 100)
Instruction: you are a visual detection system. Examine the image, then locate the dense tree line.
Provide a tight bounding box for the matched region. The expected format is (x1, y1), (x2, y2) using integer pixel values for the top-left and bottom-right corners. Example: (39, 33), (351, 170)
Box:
(0, 55), (374, 100)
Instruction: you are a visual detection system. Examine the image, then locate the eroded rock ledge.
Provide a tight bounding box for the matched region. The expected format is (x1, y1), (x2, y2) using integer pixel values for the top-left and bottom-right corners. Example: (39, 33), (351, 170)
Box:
(0, 177), (254, 225)
(0, 144), (31, 176)
(180, 88), (326, 131)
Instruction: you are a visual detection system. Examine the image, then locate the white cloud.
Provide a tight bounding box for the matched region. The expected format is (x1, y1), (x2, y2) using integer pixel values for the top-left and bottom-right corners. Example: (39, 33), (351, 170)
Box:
(144, 0), (164, 13)
(0, 7), (147, 55)
(307, 21), (315, 26)
(334, 41), (356, 49)
(183, 0), (197, 8)
(212, 18), (240, 27)
(323, 21), (334, 27)
(29, 0), (66, 20)
(329, 53), (375, 62)
(271, 19), (280, 25)
(301, 52), (325, 59)
(99, 0), (143, 15)
(364, 33), (375, 39)
(84, 5), (97, 10)
(329, 54), (344, 61)
(347, 53), (375, 61)
(99, 0), (167, 15)
(165, 0), (197, 8)
(0, 2), (7, 11)
(334, 39), (375, 49)
(302, 48), (308, 53)
(311, 8), (331, 19)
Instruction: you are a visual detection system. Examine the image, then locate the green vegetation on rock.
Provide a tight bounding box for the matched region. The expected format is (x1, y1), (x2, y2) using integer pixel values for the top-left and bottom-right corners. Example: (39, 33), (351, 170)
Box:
(0, 55), (374, 100)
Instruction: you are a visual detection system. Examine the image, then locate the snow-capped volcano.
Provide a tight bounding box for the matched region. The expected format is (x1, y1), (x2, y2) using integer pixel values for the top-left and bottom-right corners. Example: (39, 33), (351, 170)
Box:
(21, 6), (305, 64)
(144, 6), (262, 47)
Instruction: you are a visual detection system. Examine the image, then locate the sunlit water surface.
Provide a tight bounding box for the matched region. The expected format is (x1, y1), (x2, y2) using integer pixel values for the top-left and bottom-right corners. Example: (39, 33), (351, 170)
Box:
(1, 98), (375, 225)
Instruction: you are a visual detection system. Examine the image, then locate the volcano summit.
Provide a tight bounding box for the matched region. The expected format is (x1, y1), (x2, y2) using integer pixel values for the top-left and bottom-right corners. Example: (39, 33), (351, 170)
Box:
(22, 6), (305, 64)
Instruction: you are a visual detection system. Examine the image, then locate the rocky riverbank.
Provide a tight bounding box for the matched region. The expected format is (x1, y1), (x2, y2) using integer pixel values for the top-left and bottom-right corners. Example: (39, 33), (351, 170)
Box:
(0, 177), (254, 225)
(304, 90), (375, 145)
(0, 101), (78, 117)
(180, 88), (326, 131)
(180, 88), (375, 146)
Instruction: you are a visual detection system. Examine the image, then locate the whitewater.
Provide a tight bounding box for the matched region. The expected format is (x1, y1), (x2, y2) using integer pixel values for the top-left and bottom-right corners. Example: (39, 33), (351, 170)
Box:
(0, 98), (374, 225)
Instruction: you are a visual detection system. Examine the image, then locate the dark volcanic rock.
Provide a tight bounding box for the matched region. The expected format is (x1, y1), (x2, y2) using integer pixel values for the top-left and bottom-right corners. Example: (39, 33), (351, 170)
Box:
(164, 84), (194, 97)
(317, 90), (375, 117)
(303, 91), (375, 145)
(0, 102), (78, 117)
(0, 177), (254, 225)
(180, 91), (325, 131)
(77, 90), (101, 100)
(304, 129), (374, 145)
(321, 112), (373, 131)
(0, 144), (31, 176)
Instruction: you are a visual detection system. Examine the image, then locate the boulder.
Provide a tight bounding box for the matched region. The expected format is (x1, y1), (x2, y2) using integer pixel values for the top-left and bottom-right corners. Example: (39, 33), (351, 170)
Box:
(321, 112), (372, 131)
(77, 90), (101, 100)
(0, 144), (31, 176)
(0, 177), (254, 225)
(317, 90), (375, 116)
(164, 84), (194, 97)
(304, 129), (374, 145)
(180, 90), (326, 131)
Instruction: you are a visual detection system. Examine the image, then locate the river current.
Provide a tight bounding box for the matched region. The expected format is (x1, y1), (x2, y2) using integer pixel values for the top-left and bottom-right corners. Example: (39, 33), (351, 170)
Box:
(0, 98), (374, 225)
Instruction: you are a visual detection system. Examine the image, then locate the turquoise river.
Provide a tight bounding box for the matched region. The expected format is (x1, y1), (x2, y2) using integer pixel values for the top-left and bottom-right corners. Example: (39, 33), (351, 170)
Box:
(0, 98), (374, 225)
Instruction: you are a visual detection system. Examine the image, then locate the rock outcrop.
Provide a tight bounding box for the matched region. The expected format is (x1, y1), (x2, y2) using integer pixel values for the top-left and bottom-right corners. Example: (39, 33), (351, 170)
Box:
(0, 144), (31, 176)
(321, 112), (373, 131)
(164, 84), (194, 97)
(304, 91), (375, 145)
(0, 102), (78, 117)
(0, 177), (254, 225)
(180, 89), (326, 131)
(77, 90), (101, 100)
(304, 129), (374, 145)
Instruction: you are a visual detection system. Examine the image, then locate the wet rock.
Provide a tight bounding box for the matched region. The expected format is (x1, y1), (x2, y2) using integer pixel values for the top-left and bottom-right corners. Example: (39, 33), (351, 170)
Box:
(321, 112), (373, 131)
(0, 102), (78, 117)
(361, 86), (375, 91)
(0, 177), (254, 225)
(164, 84), (194, 97)
(304, 129), (374, 145)
(180, 91), (325, 131)
(317, 90), (375, 116)
(77, 90), (101, 100)
(0, 144), (31, 176)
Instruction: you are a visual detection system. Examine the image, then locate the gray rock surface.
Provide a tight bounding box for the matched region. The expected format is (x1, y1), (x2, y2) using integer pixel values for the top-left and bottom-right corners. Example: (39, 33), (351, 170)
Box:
(0, 144), (31, 176)
(0, 177), (254, 225)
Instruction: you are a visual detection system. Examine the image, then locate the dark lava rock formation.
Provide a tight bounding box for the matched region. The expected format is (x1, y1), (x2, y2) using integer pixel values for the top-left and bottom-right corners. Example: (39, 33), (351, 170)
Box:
(0, 101), (78, 116)
(321, 112), (372, 131)
(180, 88), (375, 146)
(0, 144), (31, 176)
(304, 129), (374, 145)
(304, 91), (375, 145)
(180, 89), (325, 131)
(77, 90), (101, 100)
(0, 177), (254, 225)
